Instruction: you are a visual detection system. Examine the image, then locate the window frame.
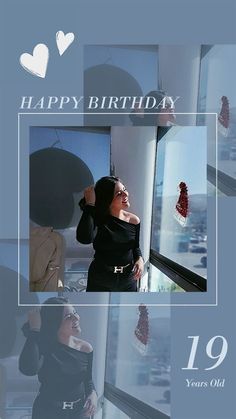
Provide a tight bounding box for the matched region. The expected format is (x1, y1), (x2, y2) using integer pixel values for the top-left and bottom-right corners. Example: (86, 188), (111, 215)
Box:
(150, 251), (206, 292)
(104, 382), (170, 419)
(149, 126), (207, 292)
(207, 164), (236, 196)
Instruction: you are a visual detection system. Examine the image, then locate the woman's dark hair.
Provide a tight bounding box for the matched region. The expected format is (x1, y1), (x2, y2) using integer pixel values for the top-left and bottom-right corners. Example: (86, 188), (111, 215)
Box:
(94, 176), (120, 225)
(130, 90), (168, 126)
(40, 297), (68, 350)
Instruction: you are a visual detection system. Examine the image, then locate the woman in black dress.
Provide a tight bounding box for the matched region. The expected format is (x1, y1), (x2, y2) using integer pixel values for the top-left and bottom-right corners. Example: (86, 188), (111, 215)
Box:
(19, 297), (97, 418)
(76, 176), (144, 292)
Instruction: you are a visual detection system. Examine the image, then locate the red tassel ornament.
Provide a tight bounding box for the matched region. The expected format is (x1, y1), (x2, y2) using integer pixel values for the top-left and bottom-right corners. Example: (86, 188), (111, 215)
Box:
(133, 304), (149, 355)
(174, 182), (189, 227)
(218, 96), (230, 137)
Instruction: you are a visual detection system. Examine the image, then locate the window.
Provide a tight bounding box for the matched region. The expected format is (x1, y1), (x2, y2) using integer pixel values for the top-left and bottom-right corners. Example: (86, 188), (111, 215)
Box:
(105, 295), (170, 417)
(149, 126), (207, 291)
(84, 45), (158, 97)
(198, 45), (236, 195)
(103, 399), (130, 419)
(149, 264), (185, 293)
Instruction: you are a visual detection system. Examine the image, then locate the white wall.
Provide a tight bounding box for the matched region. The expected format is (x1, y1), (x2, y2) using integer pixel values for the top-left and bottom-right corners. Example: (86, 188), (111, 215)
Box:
(158, 45), (201, 125)
(111, 126), (157, 268)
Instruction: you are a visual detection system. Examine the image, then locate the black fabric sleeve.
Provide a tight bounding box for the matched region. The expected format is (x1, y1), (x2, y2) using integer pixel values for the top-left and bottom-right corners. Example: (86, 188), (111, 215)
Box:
(19, 331), (41, 376)
(133, 223), (143, 261)
(76, 205), (96, 244)
(84, 351), (96, 396)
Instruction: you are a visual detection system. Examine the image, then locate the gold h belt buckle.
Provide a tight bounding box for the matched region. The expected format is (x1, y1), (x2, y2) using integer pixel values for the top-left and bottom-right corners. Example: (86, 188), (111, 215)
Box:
(63, 401), (74, 409)
(114, 266), (124, 273)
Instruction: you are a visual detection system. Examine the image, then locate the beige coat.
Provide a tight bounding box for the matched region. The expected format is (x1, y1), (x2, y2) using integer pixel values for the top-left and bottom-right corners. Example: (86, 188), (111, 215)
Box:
(30, 227), (64, 292)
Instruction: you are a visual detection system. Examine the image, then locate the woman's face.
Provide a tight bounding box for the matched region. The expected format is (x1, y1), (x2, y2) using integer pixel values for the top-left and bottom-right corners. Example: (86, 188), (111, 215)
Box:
(57, 306), (81, 339)
(159, 102), (176, 126)
(109, 181), (130, 213)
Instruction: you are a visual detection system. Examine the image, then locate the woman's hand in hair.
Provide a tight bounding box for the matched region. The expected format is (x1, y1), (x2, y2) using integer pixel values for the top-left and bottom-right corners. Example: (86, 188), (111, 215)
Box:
(83, 390), (98, 417)
(133, 257), (144, 280)
(84, 186), (96, 206)
(28, 309), (41, 332)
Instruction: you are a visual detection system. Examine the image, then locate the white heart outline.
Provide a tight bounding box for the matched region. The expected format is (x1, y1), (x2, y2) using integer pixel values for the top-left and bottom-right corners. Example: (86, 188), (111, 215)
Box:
(56, 30), (75, 56)
(19, 43), (49, 78)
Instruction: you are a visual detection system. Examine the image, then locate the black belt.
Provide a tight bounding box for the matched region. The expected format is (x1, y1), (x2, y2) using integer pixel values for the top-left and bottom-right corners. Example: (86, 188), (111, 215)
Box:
(60, 398), (83, 410)
(95, 260), (133, 274)
(37, 393), (84, 411)
(49, 398), (84, 411)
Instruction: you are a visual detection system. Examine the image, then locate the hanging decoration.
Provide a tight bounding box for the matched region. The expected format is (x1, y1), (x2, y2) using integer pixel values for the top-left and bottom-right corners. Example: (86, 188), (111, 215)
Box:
(218, 95), (230, 137)
(174, 182), (189, 227)
(133, 304), (149, 355)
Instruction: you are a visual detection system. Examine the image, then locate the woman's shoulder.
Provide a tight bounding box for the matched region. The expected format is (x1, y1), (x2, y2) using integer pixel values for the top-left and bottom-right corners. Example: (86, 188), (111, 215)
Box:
(124, 211), (140, 225)
(76, 339), (93, 353)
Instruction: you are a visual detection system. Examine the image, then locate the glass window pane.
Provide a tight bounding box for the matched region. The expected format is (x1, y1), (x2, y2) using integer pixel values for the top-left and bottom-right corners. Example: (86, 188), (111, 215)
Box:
(198, 45), (236, 181)
(106, 300), (170, 416)
(149, 264), (186, 292)
(103, 399), (130, 419)
(151, 126), (207, 279)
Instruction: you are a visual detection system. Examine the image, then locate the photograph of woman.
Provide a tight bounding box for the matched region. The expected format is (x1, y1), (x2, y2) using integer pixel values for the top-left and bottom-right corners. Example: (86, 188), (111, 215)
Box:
(19, 297), (97, 418)
(76, 176), (144, 292)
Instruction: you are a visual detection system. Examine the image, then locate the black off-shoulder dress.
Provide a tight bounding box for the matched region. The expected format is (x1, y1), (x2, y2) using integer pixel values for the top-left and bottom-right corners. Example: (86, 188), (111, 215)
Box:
(19, 331), (96, 419)
(76, 205), (142, 291)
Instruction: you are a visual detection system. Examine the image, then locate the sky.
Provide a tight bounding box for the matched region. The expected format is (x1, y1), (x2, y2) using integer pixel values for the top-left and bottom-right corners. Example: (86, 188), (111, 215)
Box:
(156, 126), (207, 196)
